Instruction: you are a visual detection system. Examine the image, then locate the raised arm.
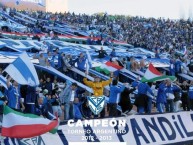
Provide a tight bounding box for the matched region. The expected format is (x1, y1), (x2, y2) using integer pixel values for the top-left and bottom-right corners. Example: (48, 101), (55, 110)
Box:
(83, 72), (94, 87)
(102, 72), (113, 87)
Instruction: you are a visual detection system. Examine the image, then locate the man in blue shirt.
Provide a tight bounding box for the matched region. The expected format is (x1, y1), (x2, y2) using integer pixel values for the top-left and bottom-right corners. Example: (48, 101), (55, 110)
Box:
(6, 76), (25, 112)
(74, 52), (87, 71)
(110, 48), (116, 57)
(135, 82), (154, 113)
(109, 79), (125, 117)
(156, 81), (167, 113)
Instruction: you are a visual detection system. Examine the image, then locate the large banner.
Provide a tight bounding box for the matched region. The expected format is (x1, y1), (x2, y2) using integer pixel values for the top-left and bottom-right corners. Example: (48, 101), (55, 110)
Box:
(2, 111), (193, 145)
(0, 0), (46, 11)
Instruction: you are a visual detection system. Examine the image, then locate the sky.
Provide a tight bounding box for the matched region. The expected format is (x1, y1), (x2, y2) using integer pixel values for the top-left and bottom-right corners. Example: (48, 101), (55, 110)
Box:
(68, 0), (193, 19)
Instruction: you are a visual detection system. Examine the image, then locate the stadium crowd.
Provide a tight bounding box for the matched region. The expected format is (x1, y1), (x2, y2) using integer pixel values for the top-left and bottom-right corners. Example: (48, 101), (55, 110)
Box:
(0, 6), (193, 122)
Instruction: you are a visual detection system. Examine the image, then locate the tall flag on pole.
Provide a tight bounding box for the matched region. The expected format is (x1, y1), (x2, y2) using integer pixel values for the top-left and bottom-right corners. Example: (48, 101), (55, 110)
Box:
(85, 50), (92, 73)
(4, 52), (39, 86)
(141, 63), (176, 82)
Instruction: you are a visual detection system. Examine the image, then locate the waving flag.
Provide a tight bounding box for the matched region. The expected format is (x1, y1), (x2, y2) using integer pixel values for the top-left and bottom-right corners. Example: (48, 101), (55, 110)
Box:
(1, 106), (58, 138)
(95, 61), (123, 75)
(141, 63), (176, 82)
(85, 50), (92, 73)
(4, 52), (39, 86)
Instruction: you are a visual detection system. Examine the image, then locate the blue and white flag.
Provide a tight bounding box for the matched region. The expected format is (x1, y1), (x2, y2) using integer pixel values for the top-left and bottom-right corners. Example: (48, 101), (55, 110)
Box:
(85, 50), (92, 68)
(4, 52), (39, 86)
(85, 50), (92, 73)
(0, 75), (7, 90)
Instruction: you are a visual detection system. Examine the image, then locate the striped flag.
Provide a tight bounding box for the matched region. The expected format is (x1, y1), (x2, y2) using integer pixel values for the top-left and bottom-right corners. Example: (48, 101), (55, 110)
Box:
(141, 63), (176, 82)
(95, 61), (123, 75)
(4, 52), (39, 86)
(0, 75), (7, 90)
(48, 112), (59, 134)
(1, 106), (58, 138)
(85, 50), (92, 73)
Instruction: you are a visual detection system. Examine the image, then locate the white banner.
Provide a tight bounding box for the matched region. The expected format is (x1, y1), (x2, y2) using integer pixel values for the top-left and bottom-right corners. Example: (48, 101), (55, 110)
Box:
(3, 111), (193, 145)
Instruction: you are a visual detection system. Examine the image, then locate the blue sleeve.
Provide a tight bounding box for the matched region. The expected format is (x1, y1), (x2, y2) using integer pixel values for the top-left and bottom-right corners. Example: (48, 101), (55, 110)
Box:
(173, 85), (181, 92)
(147, 85), (154, 96)
(158, 83), (165, 91)
(116, 86), (125, 93)
(131, 81), (138, 87)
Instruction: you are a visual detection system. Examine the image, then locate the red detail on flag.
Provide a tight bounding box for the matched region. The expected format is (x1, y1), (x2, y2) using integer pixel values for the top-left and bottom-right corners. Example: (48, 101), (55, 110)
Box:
(149, 63), (162, 76)
(105, 61), (123, 70)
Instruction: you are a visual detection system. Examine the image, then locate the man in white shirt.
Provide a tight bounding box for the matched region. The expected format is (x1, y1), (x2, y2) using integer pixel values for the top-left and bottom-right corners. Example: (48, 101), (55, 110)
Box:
(40, 41), (48, 54)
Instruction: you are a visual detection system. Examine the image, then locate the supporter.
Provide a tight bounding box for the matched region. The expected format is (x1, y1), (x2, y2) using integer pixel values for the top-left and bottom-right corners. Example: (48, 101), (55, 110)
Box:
(52, 48), (62, 70)
(52, 78), (59, 90)
(46, 51), (55, 67)
(109, 79), (125, 117)
(121, 58), (127, 68)
(63, 54), (72, 76)
(139, 56), (147, 72)
(83, 72), (113, 97)
(126, 57), (131, 71)
(51, 86), (62, 117)
(165, 79), (181, 112)
(119, 85), (136, 113)
(156, 80), (167, 113)
(95, 47), (108, 58)
(42, 89), (53, 114)
(6, 76), (25, 112)
(155, 49), (160, 58)
(33, 53), (47, 66)
(60, 82), (77, 120)
(48, 43), (54, 52)
(134, 82), (154, 113)
(32, 34), (40, 41)
(188, 60), (193, 72)
(74, 97), (84, 120)
(181, 59), (189, 74)
(175, 58), (182, 75)
(40, 41), (48, 54)
(73, 52), (87, 81)
(74, 52), (86, 71)
(44, 77), (52, 94)
(130, 57), (139, 71)
(110, 48), (116, 57)
(179, 81), (190, 111)
(25, 86), (37, 114)
(35, 97), (50, 118)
